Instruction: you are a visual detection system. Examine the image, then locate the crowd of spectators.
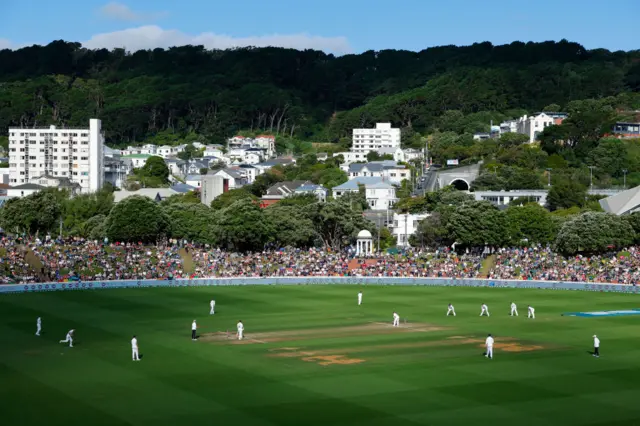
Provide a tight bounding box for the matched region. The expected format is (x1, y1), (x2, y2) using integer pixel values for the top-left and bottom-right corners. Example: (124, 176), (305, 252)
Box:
(2, 236), (640, 285)
(488, 246), (640, 284)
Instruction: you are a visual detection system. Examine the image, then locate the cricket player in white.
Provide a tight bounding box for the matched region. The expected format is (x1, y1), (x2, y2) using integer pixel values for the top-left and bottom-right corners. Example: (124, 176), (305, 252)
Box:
(446, 304), (456, 316)
(485, 334), (494, 359)
(480, 303), (490, 317)
(210, 299), (216, 315)
(357, 291), (363, 306)
(593, 335), (600, 357)
(237, 320), (244, 340)
(131, 335), (140, 361)
(510, 302), (518, 316)
(527, 305), (535, 319)
(393, 312), (400, 327)
(36, 317), (41, 336)
(191, 320), (197, 340)
(60, 329), (74, 347)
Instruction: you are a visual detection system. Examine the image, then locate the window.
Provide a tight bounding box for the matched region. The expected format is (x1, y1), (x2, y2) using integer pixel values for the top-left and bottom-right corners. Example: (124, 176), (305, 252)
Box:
(29, 156), (36, 160)
(73, 156), (78, 160)
(62, 156), (68, 160)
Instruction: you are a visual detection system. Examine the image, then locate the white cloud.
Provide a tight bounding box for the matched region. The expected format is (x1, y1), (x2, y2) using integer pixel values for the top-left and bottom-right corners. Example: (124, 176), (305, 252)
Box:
(82, 25), (351, 54)
(0, 39), (13, 50)
(98, 2), (166, 22)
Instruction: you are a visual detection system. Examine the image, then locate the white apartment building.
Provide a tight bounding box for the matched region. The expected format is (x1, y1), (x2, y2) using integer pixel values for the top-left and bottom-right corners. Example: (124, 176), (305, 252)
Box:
(8, 118), (104, 193)
(392, 213), (429, 247)
(516, 113), (555, 143)
(352, 123), (401, 153)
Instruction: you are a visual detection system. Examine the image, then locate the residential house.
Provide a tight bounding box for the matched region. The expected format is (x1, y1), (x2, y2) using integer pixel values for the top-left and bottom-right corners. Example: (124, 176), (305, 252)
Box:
(185, 174), (203, 188)
(332, 176), (397, 211)
(392, 212), (430, 247)
(104, 157), (130, 189)
(295, 183), (328, 203)
(28, 175), (81, 195)
(182, 160), (209, 176)
(254, 135), (276, 158)
(516, 113), (555, 142)
(113, 188), (179, 203)
(335, 151), (368, 166)
(165, 158), (186, 176)
(376, 147), (406, 163)
(317, 153), (329, 162)
(260, 180), (309, 207)
(0, 183), (9, 196)
(237, 164), (260, 184)
(347, 161), (411, 185)
(140, 144), (157, 155)
(157, 145), (174, 158)
(243, 149), (263, 165)
(473, 132), (492, 141)
(174, 144), (187, 154)
(211, 168), (247, 189)
(122, 154), (152, 168)
(403, 148), (423, 162)
(6, 183), (46, 198)
(203, 145), (225, 158)
(254, 157), (296, 173)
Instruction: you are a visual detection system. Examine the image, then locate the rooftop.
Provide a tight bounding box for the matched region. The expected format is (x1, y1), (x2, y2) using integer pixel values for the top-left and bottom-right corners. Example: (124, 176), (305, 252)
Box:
(121, 154), (152, 159)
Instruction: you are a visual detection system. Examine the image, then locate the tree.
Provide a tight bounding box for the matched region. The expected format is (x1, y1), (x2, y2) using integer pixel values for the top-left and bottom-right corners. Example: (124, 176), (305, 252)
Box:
(177, 143), (203, 161)
(366, 151), (394, 162)
(471, 173), (506, 191)
(137, 156), (170, 186)
(61, 188), (114, 235)
(556, 212), (635, 255)
(0, 189), (63, 235)
(505, 203), (557, 245)
(310, 198), (374, 249)
(264, 205), (317, 248)
(162, 202), (215, 244)
(83, 214), (107, 240)
(543, 103), (561, 112)
(212, 199), (274, 251)
(498, 133), (529, 147)
(210, 188), (257, 210)
(547, 180), (587, 211)
(447, 201), (508, 247)
(412, 212), (451, 248)
(105, 196), (169, 243)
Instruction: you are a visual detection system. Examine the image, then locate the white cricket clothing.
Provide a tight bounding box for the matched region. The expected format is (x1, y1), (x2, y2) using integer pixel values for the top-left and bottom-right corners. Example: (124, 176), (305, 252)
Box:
(485, 336), (494, 359)
(528, 306), (535, 319)
(210, 300), (216, 315)
(510, 303), (518, 316)
(393, 313), (400, 327)
(357, 293), (363, 305)
(480, 305), (490, 316)
(60, 330), (74, 347)
(192, 321), (197, 331)
(594, 337), (600, 348)
(447, 305), (456, 316)
(131, 337), (140, 360)
(36, 317), (41, 336)
(237, 322), (244, 340)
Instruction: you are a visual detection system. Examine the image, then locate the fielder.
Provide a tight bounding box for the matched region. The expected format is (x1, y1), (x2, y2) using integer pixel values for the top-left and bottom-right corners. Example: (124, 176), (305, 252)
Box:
(393, 312), (400, 327)
(527, 305), (535, 319)
(357, 291), (363, 306)
(59, 329), (74, 347)
(210, 299), (216, 315)
(131, 335), (140, 361)
(237, 320), (244, 340)
(36, 317), (41, 336)
(510, 302), (518, 316)
(485, 334), (494, 359)
(480, 303), (490, 317)
(593, 335), (600, 357)
(446, 303), (456, 316)
(191, 320), (197, 341)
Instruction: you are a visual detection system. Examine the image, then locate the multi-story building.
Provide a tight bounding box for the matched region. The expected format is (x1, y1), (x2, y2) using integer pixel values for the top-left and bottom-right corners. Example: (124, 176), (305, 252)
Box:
(346, 161), (411, 185)
(392, 212), (429, 247)
(352, 123), (401, 153)
(8, 119), (104, 193)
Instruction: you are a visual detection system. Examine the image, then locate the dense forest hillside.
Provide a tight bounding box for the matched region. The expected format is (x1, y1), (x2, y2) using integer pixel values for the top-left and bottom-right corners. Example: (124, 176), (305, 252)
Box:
(0, 40), (638, 146)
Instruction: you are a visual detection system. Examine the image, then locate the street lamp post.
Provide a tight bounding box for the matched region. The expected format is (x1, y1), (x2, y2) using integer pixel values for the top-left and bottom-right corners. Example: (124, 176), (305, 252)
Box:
(623, 169), (628, 189)
(546, 168), (552, 187)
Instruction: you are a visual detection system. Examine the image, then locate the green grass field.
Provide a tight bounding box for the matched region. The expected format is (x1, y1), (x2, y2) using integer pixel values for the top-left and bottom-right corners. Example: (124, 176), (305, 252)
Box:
(2, 285), (640, 426)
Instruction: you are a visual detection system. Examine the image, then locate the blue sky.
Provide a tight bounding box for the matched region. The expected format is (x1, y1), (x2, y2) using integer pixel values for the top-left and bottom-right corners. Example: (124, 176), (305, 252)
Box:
(0, 0), (638, 53)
